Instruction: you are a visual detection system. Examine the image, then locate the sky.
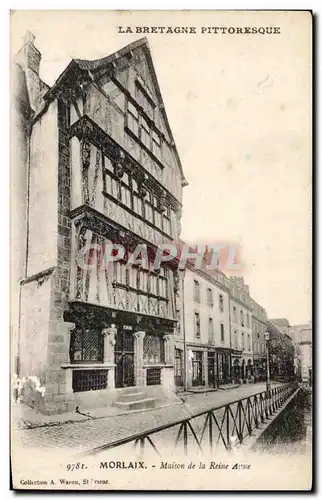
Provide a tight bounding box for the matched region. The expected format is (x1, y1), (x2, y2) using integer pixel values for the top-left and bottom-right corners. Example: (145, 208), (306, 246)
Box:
(11, 10), (312, 324)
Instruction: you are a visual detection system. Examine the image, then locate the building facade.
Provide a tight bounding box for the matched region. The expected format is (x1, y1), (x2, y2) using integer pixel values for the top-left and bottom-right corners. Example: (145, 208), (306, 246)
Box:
(267, 321), (295, 382)
(250, 298), (268, 382)
(175, 265), (231, 389)
(288, 322), (312, 385)
(15, 35), (187, 414)
(229, 277), (253, 382)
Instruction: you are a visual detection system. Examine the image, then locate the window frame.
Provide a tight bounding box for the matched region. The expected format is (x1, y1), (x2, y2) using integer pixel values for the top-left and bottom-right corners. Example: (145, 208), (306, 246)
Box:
(207, 287), (213, 307)
(103, 165), (173, 237)
(193, 280), (200, 303)
(220, 323), (225, 342)
(69, 326), (104, 364)
(194, 312), (201, 338)
(219, 294), (224, 313)
(208, 317), (214, 342)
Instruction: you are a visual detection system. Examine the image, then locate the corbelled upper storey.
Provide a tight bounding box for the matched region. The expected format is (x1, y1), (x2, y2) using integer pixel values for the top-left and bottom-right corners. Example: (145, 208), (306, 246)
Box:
(45, 38), (187, 206)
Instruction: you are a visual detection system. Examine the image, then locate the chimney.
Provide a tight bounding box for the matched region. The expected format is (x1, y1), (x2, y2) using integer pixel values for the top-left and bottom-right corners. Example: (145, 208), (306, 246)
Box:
(16, 31), (41, 75)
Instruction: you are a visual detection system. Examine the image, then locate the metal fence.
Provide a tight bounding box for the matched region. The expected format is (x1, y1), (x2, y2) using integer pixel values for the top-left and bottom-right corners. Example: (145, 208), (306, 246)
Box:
(82, 382), (298, 457)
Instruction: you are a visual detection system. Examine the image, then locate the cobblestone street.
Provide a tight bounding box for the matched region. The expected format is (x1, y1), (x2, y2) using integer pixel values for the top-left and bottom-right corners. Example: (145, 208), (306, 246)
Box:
(12, 383), (279, 454)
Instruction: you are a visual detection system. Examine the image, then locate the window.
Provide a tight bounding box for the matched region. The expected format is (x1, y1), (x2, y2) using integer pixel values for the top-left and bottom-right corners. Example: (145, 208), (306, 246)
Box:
(194, 312), (200, 338)
(143, 334), (164, 364)
(103, 168), (172, 236)
(128, 267), (138, 289)
(132, 179), (144, 217)
(248, 334), (251, 351)
(220, 323), (225, 342)
(246, 313), (250, 328)
(127, 101), (139, 136)
(69, 327), (104, 364)
(115, 262), (127, 285)
(193, 280), (200, 302)
(150, 273), (158, 295)
(207, 288), (213, 307)
(152, 130), (161, 158)
(219, 294), (224, 312)
(232, 306), (237, 323)
(208, 317), (214, 342)
(145, 199), (154, 224)
(158, 273), (167, 298)
(140, 117), (151, 149)
(72, 370), (107, 392)
(139, 269), (149, 292)
(135, 82), (155, 120)
(154, 209), (162, 229)
(162, 213), (171, 235)
(242, 332), (245, 349)
(240, 310), (244, 327)
(233, 330), (238, 349)
(120, 183), (131, 208)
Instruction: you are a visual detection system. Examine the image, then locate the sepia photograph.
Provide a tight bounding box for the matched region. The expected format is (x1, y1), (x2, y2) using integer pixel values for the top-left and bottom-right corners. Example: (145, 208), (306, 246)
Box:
(10, 9), (312, 491)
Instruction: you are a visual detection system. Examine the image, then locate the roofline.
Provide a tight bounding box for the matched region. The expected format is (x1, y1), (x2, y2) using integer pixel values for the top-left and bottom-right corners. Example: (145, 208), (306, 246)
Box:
(43, 37), (188, 187)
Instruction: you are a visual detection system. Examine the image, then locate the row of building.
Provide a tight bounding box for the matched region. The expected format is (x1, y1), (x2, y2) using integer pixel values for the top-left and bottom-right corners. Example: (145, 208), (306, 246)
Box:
(12, 34), (311, 414)
(174, 264), (307, 391)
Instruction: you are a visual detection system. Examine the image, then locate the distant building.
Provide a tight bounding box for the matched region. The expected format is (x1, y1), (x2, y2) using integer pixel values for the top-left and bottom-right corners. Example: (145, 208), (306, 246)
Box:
(288, 323), (312, 385)
(267, 321), (295, 382)
(229, 277), (253, 381)
(250, 298), (268, 381)
(270, 318), (290, 335)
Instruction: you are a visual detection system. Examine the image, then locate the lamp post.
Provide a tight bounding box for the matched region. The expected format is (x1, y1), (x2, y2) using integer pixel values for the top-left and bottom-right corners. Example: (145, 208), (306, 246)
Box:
(264, 331), (271, 392)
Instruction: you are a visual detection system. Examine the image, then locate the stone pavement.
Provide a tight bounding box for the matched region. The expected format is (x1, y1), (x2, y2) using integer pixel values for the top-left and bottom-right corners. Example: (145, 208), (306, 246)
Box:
(12, 382), (280, 454)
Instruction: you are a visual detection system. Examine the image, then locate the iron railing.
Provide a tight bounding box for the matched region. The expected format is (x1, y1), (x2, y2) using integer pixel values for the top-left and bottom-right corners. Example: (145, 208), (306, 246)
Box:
(82, 382), (298, 457)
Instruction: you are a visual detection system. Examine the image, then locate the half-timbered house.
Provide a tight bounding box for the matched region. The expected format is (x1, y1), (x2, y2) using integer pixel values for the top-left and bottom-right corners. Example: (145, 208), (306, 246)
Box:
(15, 34), (187, 413)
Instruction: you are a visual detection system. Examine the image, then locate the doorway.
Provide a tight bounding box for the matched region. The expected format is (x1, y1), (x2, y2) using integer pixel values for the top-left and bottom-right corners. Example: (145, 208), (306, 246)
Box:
(192, 351), (203, 386)
(115, 329), (135, 388)
(208, 351), (216, 387)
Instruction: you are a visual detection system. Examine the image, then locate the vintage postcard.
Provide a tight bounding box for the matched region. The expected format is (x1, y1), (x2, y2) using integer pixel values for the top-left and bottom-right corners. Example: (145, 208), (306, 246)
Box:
(10, 10), (312, 491)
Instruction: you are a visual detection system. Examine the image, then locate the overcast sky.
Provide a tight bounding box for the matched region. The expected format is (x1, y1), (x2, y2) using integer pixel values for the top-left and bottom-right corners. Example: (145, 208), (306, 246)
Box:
(11, 10), (312, 324)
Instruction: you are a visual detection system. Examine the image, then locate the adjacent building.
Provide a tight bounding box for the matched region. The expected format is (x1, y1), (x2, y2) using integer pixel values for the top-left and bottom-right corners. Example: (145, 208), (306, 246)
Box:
(175, 264), (231, 389)
(250, 298), (268, 381)
(229, 277), (253, 382)
(14, 34), (187, 413)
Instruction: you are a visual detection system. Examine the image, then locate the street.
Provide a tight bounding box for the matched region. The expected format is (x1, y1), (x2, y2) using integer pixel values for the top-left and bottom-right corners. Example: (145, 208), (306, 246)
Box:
(12, 383), (279, 454)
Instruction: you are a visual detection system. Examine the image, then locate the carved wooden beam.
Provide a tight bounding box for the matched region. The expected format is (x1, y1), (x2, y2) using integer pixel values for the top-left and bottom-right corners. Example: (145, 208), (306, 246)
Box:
(70, 116), (182, 212)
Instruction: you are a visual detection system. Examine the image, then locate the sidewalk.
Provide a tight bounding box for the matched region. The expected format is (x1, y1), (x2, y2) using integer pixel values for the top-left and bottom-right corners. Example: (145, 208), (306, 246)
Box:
(12, 382), (280, 453)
